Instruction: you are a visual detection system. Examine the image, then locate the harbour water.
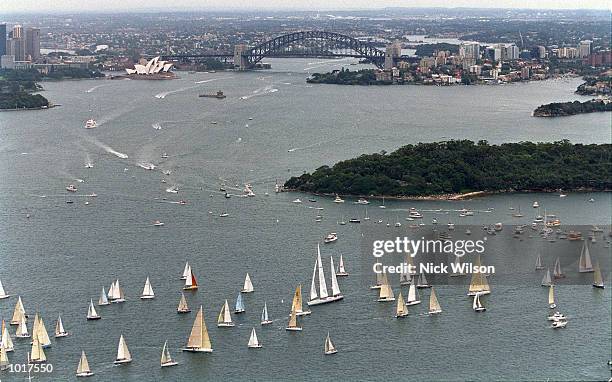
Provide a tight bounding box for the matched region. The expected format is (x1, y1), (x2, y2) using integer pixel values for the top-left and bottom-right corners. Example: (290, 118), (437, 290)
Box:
(0, 58), (610, 381)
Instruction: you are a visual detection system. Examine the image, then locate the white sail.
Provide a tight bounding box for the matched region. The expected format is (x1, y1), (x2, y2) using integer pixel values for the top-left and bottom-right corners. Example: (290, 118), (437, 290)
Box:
(553, 258), (563, 277)
(87, 299), (99, 319)
(535, 254), (543, 269)
(33, 314), (51, 347)
(141, 277), (155, 298)
(261, 302), (269, 323)
(16, 315), (28, 337)
(548, 285), (555, 306)
(378, 273), (394, 300)
(184, 306), (212, 351)
(1, 320), (14, 351)
(330, 257), (341, 297)
(10, 296), (26, 325)
(108, 281), (116, 300)
(309, 259), (318, 301)
(324, 332), (336, 353)
(579, 242), (594, 272)
(181, 262), (191, 279)
(0, 279), (9, 298)
(98, 287), (109, 305)
(0, 344), (8, 370)
(116, 335), (131, 362)
(76, 351), (91, 375)
(55, 315), (66, 337)
(472, 293), (485, 310)
(407, 278), (420, 304)
(541, 268), (552, 286)
(160, 340), (176, 366)
(242, 273), (254, 293)
(177, 293), (190, 312)
(429, 287), (442, 314)
(218, 300), (233, 325)
(31, 333), (46, 362)
(396, 293), (408, 316)
(316, 244), (329, 299)
(593, 263), (605, 287)
(338, 255), (347, 274)
(248, 328), (260, 347)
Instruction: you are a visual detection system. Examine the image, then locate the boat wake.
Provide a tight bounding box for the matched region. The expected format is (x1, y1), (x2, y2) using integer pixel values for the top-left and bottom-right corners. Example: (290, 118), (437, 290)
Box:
(85, 84), (108, 93)
(194, 76), (233, 84)
(87, 137), (129, 159)
(303, 58), (352, 71)
(155, 76), (233, 99)
(287, 139), (338, 153)
(239, 85), (278, 100)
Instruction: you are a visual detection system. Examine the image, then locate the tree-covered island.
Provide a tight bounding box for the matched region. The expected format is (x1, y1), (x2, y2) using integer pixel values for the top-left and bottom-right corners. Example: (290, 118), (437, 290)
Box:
(533, 99), (612, 117)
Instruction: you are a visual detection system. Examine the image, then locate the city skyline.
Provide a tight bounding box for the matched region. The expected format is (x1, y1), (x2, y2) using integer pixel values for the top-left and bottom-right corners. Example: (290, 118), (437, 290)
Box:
(1, 0), (610, 13)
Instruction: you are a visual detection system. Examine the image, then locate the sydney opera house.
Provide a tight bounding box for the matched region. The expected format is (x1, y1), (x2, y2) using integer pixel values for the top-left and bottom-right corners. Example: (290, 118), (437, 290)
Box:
(125, 56), (174, 78)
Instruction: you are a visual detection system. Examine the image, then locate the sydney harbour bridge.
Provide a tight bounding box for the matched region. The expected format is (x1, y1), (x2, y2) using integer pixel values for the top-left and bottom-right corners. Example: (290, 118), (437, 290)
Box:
(161, 30), (408, 70)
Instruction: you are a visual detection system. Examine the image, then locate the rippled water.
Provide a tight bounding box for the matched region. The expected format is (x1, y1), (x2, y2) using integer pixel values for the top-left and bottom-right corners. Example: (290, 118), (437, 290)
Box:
(0, 58), (610, 381)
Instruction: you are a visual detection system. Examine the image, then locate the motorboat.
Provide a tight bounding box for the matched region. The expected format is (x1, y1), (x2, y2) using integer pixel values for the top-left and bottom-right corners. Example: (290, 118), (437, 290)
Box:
(547, 312), (567, 321)
(349, 218), (361, 223)
(355, 198), (369, 205)
(324, 233), (338, 243)
(333, 195), (345, 203)
(66, 184), (78, 192)
(84, 163), (94, 168)
(138, 162), (156, 170)
(292, 198), (302, 204)
(533, 201), (539, 208)
(153, 220), (164, 226)
(161, 153), (168, 159)
(551, 320), (567, 329)
(84, 119), (97, 129)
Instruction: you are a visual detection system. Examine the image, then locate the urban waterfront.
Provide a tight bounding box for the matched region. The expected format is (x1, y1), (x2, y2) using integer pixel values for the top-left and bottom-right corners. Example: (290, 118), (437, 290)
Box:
(0, 58), (610, 381)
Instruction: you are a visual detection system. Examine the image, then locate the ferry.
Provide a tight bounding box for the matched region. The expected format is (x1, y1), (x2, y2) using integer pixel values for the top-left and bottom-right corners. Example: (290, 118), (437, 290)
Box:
(84, 119), (97, 129)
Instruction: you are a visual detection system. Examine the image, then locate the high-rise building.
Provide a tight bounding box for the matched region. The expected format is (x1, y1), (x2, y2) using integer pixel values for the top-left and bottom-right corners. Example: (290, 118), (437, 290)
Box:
(578, 40), (591, 58)
(0, 24), (6, 56)
(459, 42), (480, 60)
(25, 27), (40, 61)
(12, 25), (23, 39)
(505, 44), (519, 60)
(6, 37), (25, 61)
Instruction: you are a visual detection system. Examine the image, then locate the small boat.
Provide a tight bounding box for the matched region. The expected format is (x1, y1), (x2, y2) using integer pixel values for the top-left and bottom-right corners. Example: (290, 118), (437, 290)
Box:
(181, 262), (191, 280)
(355, 198), (369, 205)
(535, 254), (545, 270)
(292, 198), (302, 204)
(140, 277), (155, 299)
(553, 257), (565, 279)
(98, 287), (109, 306)
(10, 296), (26, 325)
(494, 222), (503, 231)
(55, 314), (68, 337)
(161, 153), (168, 159)
(160, 340), (178, 367)
(364, 206), (370, 221)
(409, 209), (423, 219)
(333, 195), (344, 203)
(466, 255), (491, 296)
(380, 197), (386, 209)
(578, 241), (594, 273)
(247, 328), (262, 348)
(66, 184), (78, 192)
(76, 351), (94, 377)
(0, 279), (10, 299)
(261, 302), (273, 325)
(15, 315), (29, 337)
(291, 285), (311, 316)
(532, 201), (539, 208)
(548, 284), (557, 309)
(336, 254), (349, 276)
(166, 186), (179, 194)
(429, 287), (442, 314)
(307, 247), (344, 306)
(108, 280), (126, 303)
(541, 268), (552, 287)
(114, 335), (132, 364)
(472, 293), (486, 312)
(416, 273), (431, 288)
(547, 311), (567, 321)
(182, 306), (213, 352)
(448, 222), (455, 230)
(30, 334), (47, 363)
(324, 233), (338, 243)
(377, 273), (395, 302)
(0, 342), (9, 370)
(235, 293), (245, 313)
(217, 300), (235, 327)
(348, 218), (361, 223)
(137, 162), (156, 170)
(285, 308), (302, 331)
(551, 320), (567, 329)
(183, 268), (199, 291)
(241, 273), (254, 293)
(405, 279), (421, 306)
(84, 119), (97, 129)
(395, 293), (409, 318)
(153, 220), (164, 227)
(324, 332), (337, 355)
(1, 319), (14, 351)
(84, 163), (94, 169)
(593, 263), (605, 289)
(86, 299), (101, 320)
(177, 292), (191, 313)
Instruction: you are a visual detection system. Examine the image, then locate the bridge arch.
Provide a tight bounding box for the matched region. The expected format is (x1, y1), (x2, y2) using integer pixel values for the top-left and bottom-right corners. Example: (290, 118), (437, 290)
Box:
(242, 31), (385, 69)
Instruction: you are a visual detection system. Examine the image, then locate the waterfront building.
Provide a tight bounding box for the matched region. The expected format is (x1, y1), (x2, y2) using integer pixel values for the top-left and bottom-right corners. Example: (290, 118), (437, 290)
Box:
(125, 56), (173, 75)
(459, 42), (480, 61)
(0, 25), (6, 56)
(25, 27), (40, 61)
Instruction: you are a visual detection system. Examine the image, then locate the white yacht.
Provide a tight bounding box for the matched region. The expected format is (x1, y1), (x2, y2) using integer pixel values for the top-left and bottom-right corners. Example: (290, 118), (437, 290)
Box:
(333, 195), (345, 203)
(84, 119), (97, 129)
(409, 209), (423, 219)
(533, 201), (539, 208)
(307, 246), (343, 306)
(137, 162), (156, 170)
(551, 320), (567, 329)
(161, 153), (168, 159)
(153, 220), (165, 227)
(66, 184), (78, 192)
(84, 163), (94, 169)
(324, 233), (338, 243)
(292, 198), (302, 204)
(355, 198), (369, 205)
(547, 311), (567, 322)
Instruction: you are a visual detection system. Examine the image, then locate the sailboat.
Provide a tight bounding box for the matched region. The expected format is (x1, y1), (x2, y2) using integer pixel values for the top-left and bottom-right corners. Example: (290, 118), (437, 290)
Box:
(76, 351), (94, 377)
(261, 302), (273, 325)
(285, 308), (302, 331)
(308, 246), (344, 306)
(182, 306), (213, 352)
(114, 335), (132, 364)
(370, 267), (383, 289)
(140, 277), (155, 299)
(31, 314), (51, 348)
(15, 315), (30, 338)
(472, 293), (486, 312)
(183, 268), (199, 291)
(450, 255), (465, 277)
(377, 273), (395, 302)
(578, 241), (594, 272)
(30, 333), (46, 363)
(108, 280), (126, 303)
(177, 292), (191, 313)
(291, 285), (311, 316)
(416, 273), (431, 288)
(234, 293), (245, 313)
(0, 279), (10, 299)
(380, 196), (386, 209)
(553, 257), (565, 278)
(98, 287), (109, 306)
(400, 255), (413, 284)
(395, 293), (409, 318)
(429, 287), (442, 315)
(247, 328), (262, 348)
(181, 262), (191, 280)
(535, 253), (545, 270)
(0, 344), (9, 371)
(324, 332), (337, 355)
(548, 284), (556, 309)
(241, 273), (254, 293)
(217, 300), (235, 327)
(336, 254), (349, 276)
(1, 320), (14, 351)
(160, 340), (178, 367)
(466, 255), (491, 296)
(541, 268), (552, 286)
(55, 314), (68, 337)
(10, 296), (26, 325)
(405, 277), (421, 306)
(87, 299), (101, 320)
(592, 263), (605, 288)
(364, 206), (370, 221)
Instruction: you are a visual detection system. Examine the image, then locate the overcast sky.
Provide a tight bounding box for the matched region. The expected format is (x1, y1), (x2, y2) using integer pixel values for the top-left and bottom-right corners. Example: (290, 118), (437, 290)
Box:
(1, 0), (610, 13)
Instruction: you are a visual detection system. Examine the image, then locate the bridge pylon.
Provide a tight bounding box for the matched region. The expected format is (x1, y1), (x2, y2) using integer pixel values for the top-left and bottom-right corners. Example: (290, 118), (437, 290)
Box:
(384, 41), (402, 70)
(234, 44), (250, 70)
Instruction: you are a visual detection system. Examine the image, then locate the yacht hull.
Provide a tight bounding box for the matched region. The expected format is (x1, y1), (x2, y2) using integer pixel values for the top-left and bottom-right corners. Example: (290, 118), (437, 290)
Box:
(307, 295), (344, 306)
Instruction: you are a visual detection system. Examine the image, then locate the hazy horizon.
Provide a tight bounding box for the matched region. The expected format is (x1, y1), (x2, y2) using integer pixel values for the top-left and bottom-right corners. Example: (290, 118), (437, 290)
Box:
(1, 0), (610, 14)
